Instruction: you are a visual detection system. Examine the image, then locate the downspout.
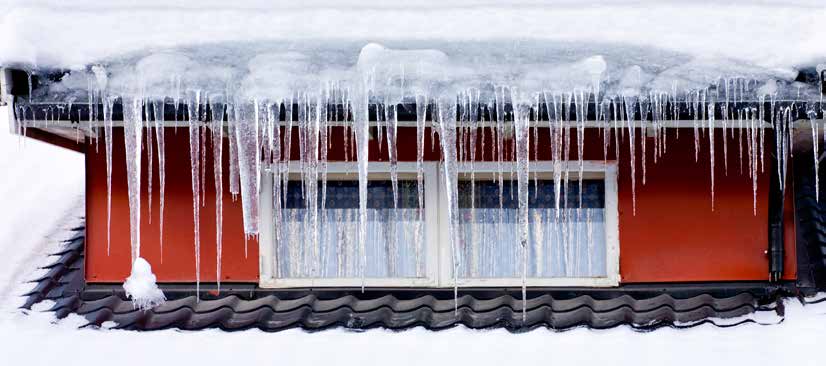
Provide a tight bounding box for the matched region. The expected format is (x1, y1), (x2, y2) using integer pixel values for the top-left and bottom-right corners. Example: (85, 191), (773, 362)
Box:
(768, 128), (785, 282)
(0, 68), (16, 134)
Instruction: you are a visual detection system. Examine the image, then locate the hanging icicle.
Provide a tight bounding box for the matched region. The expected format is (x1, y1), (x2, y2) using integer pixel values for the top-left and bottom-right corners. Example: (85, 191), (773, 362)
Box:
(187, 92), (203, 298)
(210, 97), (225, 291)
(437, 96), (460, 315)
(152, 100), (166, 262)
(512, 90), (531, 323)
(122, 95), (166, 310)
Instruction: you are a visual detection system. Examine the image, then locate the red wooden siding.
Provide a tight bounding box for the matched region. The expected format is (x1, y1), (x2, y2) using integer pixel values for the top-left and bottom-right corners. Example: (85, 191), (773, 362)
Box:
(86, 129), (258, 282)
(85, 126), (796, 283)
(616, 129), (796, 282)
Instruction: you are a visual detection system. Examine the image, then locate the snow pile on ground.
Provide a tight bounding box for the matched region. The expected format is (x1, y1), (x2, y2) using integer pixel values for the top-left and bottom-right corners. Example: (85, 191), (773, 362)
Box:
(122, 258), (166, 311)
(0, 105), (84, 310)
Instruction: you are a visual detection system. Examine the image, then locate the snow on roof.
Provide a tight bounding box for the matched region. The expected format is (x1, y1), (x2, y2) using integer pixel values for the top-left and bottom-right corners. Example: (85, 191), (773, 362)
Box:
(1, 1), (824, 86)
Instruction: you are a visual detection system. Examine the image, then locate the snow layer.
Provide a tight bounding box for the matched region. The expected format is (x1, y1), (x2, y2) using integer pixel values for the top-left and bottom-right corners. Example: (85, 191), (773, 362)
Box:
(1, 1), (824, 71)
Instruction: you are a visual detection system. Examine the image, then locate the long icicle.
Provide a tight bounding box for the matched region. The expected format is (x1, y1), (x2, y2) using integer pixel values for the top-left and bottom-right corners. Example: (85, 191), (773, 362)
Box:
(145, 99), (154, 225)
(354, 75), (371, 291)
(415, 93), (427, 277)
(152, 100), (166, 262)
(708, 103), (716, 210)
(437, 96), (460, 315)
(104, 97), (114, 255)
(123, 97), (143, 264)
(187, 92), (202, 299)
(513, 91), (531, 323)
(210, 98), (224, 292)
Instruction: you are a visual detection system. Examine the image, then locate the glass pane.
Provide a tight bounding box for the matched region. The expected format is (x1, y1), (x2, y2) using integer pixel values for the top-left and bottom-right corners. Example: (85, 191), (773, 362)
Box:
(276, 180), (426, 279)
(456, 179), (607, 279)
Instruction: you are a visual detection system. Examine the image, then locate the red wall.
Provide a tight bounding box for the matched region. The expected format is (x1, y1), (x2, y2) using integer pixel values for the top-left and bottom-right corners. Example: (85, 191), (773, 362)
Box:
(615, 129), (796, 282)
(86, 128), (258, 282)
(85, 126), (796, 283)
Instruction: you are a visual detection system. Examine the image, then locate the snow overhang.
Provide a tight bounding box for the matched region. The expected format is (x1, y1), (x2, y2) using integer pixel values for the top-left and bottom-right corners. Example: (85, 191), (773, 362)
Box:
(2, 2), (825, 146)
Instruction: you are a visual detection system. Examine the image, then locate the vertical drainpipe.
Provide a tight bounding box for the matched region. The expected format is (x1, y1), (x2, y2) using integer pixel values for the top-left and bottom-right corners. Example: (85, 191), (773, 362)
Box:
(0, 68), (16, 134)
(768, 124), (785, 283)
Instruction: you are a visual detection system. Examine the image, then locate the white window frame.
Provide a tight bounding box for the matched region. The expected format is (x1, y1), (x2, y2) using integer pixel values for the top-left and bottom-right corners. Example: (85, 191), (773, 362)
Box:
(259, 161), (441, 288)
(443, 161), (619, 287)
(259, 160), (619, 288)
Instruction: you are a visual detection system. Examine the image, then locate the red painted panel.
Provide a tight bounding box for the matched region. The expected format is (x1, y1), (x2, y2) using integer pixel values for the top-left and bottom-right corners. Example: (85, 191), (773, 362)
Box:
(86, 126), (796, 283)
(86, 128), (258, 283)
(618, 128), (795, 282)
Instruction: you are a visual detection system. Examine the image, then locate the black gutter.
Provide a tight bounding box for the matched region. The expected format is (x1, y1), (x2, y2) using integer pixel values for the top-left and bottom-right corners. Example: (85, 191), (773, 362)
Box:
(12, 98), (823, 124)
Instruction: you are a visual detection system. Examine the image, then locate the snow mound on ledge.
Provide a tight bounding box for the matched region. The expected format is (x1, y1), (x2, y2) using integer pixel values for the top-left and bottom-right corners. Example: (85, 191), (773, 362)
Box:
(123, 258), (166, 311)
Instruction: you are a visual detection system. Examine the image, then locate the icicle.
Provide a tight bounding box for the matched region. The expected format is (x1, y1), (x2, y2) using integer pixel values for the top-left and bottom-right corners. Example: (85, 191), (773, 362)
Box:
(693, 91), (700, 162)
(235, 100), (261, 241)
(318, 90), (329, 277)
(187, 94), (203, 299)
(495, 88), (506, 220)
(624, 95), (637, 216)
(813, 116), (820, 202)
(722, 105), (729, 177)
(548, 93), (564, 217)
(227, 111), (241, 200)
(200, 110), (207, 208)
(640, 95), (649, 185)
(123, 97), (143, 264)
(210, 98), (224, 291)
(268, 102), (283, 278)
(469, 90), (480, 278)
(708, 103), (715, 211)
(576, 91), (585, 208)
(750, 109), (759, 215)
(386, 98), (399, 276)
(415, 93), (427, 277)
(152, 100), (166, 262)
(513, 92), (530, 323)
(301, 94), (320, 277)
(437, 96), (460, 315)
(146, 100), (154, 224)
(353, 75), (371, 291)
(104, 97), (114, 255)
(282, 98), (294, 214)
(376, 102), (385, 156)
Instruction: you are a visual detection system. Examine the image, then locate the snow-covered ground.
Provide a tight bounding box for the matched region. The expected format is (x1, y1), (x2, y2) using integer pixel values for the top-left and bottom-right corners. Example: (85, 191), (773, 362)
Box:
(1, 105), (826, 364)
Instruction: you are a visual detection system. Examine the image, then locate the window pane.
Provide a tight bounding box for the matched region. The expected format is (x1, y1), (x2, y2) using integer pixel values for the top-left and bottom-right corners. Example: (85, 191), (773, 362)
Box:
(456, 179), (607, 279)
(276, 180), (426, 279)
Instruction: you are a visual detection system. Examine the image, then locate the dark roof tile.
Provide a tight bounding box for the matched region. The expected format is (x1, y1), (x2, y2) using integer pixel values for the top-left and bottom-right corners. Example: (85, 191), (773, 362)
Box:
(23, 227), (787, 332)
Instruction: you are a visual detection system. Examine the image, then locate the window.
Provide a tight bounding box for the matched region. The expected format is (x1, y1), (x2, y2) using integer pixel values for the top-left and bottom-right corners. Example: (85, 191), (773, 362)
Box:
(448, 162), (618, 287)
(259, 161), (618, 288)
(259, 162), (440, 287)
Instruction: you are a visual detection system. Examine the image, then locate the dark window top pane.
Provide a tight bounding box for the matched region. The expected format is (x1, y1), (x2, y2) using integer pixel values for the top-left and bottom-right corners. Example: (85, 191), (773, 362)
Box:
(285, 180), (421, 209)
(457, 179), (604, 209)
